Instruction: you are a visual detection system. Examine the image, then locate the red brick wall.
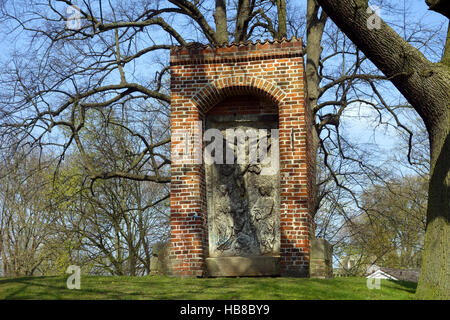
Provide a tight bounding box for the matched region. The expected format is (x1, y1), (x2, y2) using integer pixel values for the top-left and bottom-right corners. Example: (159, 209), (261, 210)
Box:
(207, 95), (277, 116)
(169, 38), (313, 277)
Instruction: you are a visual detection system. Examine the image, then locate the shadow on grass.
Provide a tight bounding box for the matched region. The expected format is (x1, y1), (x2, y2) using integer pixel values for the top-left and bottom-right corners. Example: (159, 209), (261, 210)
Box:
(386, 279), (417, 294)
(0, 276), (64, 299)
(0, 276), (128, 300)
(0, 276), (417, 300)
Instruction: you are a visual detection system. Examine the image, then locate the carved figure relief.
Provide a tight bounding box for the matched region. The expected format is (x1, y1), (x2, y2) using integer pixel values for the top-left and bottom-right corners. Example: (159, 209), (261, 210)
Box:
(214, 184), (234, 251)
(251, 184), (276, 254)
(206, 113), (280, 258)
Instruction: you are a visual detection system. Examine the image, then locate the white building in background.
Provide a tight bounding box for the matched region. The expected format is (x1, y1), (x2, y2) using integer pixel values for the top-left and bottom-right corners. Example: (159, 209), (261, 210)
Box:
(365, 265), (420, 283)
(336, 255), (421, 283)
(366, 268), (398, 280)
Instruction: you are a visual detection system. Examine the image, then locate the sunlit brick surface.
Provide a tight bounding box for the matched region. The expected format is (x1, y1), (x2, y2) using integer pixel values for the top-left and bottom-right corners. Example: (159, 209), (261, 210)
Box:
(169, 38), (314, 277)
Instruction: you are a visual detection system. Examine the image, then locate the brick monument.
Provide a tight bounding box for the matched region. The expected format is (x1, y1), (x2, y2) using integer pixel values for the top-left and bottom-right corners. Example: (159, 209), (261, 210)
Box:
(169, 38), (314, 277)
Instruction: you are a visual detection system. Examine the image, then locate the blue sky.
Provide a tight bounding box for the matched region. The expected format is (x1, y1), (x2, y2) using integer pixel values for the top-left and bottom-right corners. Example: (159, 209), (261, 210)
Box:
(337, 0), (446, 175)
(0, 0), (446, 174)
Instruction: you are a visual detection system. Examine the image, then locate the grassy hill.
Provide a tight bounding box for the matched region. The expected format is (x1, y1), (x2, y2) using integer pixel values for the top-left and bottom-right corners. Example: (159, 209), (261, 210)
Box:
(0, 275), (417, 300)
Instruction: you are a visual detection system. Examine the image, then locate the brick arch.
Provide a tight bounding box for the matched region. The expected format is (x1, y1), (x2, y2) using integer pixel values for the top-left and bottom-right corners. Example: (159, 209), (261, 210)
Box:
(191, 76), (286, 114)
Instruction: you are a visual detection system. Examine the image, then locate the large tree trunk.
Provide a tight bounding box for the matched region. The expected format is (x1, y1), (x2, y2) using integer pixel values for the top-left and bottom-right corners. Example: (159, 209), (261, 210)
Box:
(276, 0), (287, 38)
(129, 249), (137, 276)
(234, 0), (252, 42)
(425, 0), (450, 19)
(316, 0), (450, 299)
(214, 0), (228, 44)
(420, 122), (450, 298)
(305, 0), (327, 229)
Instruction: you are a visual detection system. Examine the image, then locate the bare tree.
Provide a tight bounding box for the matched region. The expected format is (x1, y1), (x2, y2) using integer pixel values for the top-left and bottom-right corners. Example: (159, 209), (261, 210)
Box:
(0, 1), (446, 297)
(0, 151), (60, 276)
(316, 0), (449, 300)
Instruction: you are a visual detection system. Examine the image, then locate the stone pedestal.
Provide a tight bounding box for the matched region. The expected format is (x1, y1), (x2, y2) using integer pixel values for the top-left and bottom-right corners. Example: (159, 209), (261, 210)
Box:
(310, 238), (333, 278)
(150, 242), (169, 275)
(206, 256), (280, 277)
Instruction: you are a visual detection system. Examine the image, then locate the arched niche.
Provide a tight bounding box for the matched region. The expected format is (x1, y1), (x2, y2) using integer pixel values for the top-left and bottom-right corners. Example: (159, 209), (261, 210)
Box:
(204, 94), (281, 275)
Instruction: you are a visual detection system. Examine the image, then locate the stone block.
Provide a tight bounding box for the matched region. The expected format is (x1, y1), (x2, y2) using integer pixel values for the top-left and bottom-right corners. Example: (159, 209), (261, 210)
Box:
(206, 256), (280, 277)
(310, 238), (333, 278)
(310, 238), (333, 260)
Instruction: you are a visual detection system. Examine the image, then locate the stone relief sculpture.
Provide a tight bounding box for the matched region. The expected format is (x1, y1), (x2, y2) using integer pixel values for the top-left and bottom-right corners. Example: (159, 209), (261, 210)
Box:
(251, 184), (276, 255)
(214, 184), (234, 251)
(206, 114), (280, 258)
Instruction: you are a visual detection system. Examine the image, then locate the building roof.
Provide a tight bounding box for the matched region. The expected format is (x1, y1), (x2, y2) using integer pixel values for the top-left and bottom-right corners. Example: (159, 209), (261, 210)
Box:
(171, 36), (303, 52)
(170, 37), (304, 66)
(367, 267), (421, 283)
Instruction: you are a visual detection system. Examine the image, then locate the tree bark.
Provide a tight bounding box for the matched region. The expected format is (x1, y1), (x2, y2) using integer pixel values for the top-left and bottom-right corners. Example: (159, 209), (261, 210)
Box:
(129, 249), (137, 276)
(442, 22), (450, 67)
(316, 0), (450, 299)
(234, 0), (252, 42)
(425, 0), (450, 19)
(305, 0), (327, 226)
(0, 235), (7, 276)
(214, 0), (228, 45)
(276, 0), (287, 39)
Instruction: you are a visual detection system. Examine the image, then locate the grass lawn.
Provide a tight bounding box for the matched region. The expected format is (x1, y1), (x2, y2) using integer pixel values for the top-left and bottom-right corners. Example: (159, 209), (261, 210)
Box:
(0, 275), (417, 300)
